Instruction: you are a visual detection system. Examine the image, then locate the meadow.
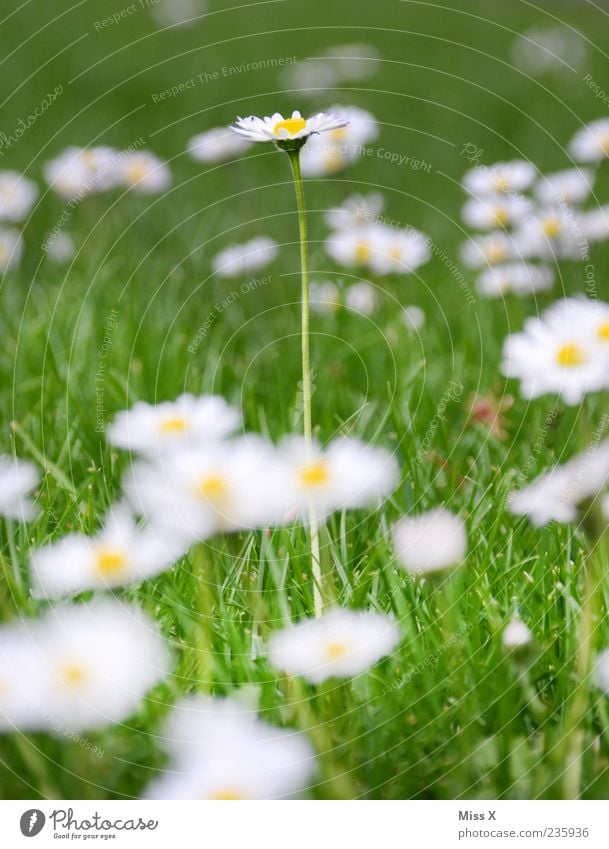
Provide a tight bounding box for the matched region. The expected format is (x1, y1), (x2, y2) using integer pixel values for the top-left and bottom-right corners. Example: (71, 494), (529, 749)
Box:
(2, 0), (609, 800)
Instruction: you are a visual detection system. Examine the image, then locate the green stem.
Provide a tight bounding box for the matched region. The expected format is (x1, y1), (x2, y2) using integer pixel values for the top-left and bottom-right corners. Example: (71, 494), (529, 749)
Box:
(287, 147), (322, 618)
(192, 543), (215, 692)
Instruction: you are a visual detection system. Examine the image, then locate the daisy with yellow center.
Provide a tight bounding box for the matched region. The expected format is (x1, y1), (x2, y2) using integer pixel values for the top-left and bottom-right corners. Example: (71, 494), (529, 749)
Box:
(230, 110), (348, 145)
(555, 342), (586, 367)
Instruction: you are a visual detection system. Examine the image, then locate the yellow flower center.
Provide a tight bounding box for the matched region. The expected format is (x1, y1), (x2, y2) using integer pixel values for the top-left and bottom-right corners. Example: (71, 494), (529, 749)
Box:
(95, 547), (128, 577)
(299, 460), (330, 489)
(61, 663), (88, 687)
(158, 416), (189, 433)
(555, 342), (586, 367)
(493, 207), (509, 226)
(487, 243), (507, 263)
(600, 134), (609, 154)
(273, 117), (307, 137)
(597, 321), (609, 340)
(542, 217), (561, 238)
(355, 243), (371, 264)
(323, 151), (346, 172)
(197, 474), (228, 501)
(209, 787), (247, 800)
(330, 127), (347, 139)
(325, 640), (349, 660)
(492, 176), (508, 192)
(126, 162), (148, 183)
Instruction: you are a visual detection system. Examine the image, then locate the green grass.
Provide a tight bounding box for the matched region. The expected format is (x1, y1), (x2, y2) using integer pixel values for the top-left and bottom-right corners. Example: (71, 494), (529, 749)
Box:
(2, 0), (609, 800)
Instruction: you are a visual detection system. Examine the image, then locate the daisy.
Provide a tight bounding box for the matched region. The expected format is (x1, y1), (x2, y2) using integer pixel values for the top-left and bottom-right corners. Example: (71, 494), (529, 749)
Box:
(145, 697), (315, 800)
(345, 281), (378, 315)
(578, 206), (609, 243)
(187, 127), (252, 163)
(0, 623), (43, 731)
(501, 304), (609, 404)
(281, 43), (379, 94)
(460, 232), (517, 268)
(462, 161), (537, 196)
(230, 110), (347, 144)
(534, 168), (594, 205)
(393, 508), (467, 574)
(118, 151), (172, 194)
(325, 224), (386, 269)
(325, 192), (384, 231)
(43, 146), (119, 199)
(309, 281), (341, 314)
(569, 119), (609, 163)
(45, 232), (75, 263)
(0, 456), (39, 520)
(35, 599), (171, 732)
(502, 618), (533, 649)
(107, 393), (240, 457)
(0, 171), (39, 221)
(402, 305), (425, 330)
(509, 439), (609, 526)
(514, 206), (581, 260)
(267, 607), (399, 684)
(212, 236), (278, 278)
(300, 105), (377, 176)
(0, 228), (23, 272)
(461, 193), (531, 230)
(30, 506), (187, 599)
(476, 263), (555, 298)
(368, 227), (431, 276)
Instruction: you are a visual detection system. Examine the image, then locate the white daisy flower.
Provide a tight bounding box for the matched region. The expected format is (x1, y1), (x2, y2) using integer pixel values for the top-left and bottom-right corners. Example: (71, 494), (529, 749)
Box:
(309, 281), (341, 314)
(595, 650), (609, 694)
(212, 236), (278, 278)
(476, 263), (555, 298)
(145, 697), (316, 800)
(34, 599), (170, 733)
(367, 227), (431, 276)
(108, 394), (240, 457)
(299, 105), (377, 176)
(534, 168), (594, 205)
(460, 232), (517, 268)
(267, 607), (399, 684)
(230, 110), (347, 143)
(118, 151), (171, 194)
(187, 127), (252, 163)
(510, 25), (587, 76)
(462, 161), (537, 196)
(402, 305), (425, 330)
(0, 456), (39, 520)
(578, 205), (609, 243)
(30, 507), (186, 599)
(461, 193), (531, 230)
(325, 224), (386, 269)
(501, 302), (609, 405)
(43, 146), (119, 199)
(0, 171), (39, 221)
(325, 193), (384, 231)
(0, 623), (43, 731)
(509, 439), (609, 526)
(345, 281), (377, 315)
(393, 508), (467, 574)
(514, 206), (582, 260)
(45, 232), (75, 263)
(0, 228), (23, 272)
(277, 435), (399, 522)
(569, 119), (609, 163)
(280, 43), (379, 95)
(544, 297), (609, 347)
(502, 618), (533, 649)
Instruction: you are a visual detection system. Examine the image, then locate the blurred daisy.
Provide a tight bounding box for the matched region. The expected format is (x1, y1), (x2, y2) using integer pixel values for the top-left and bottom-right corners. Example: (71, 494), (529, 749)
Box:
(325, 224), (385, 269)
(187, 127), (252, 163)
(281, 43), (379, 95)
(0, 623), (42, 731)
(502, 618), (533, 649)
(0, 228), (23, 272)
(212, 236), (278, 278)
(230, 110), (347, 144)
(402, 305), (425, 331)
(35, 599), (170, 733)
(578, 206), (609, 243)
(509, 439), (609, 525)
(45, 232), (75, 263)
(569, 119), (609, 163)
(393, 508), (467, 574)
(544, 297), (609, 348)
(118, 151), (172, 194)
(514, 206), (581, 260)
(0, 171), (38, 221)
(476, 263), (554, 298)
(108, 394), (240, 457)
(368, 227), (431, 276)
(145, 697), (315, 800)
(43, 146), (118, 199)
(462, 161), (537, 196)
(534, 168), (594, 206)
(345, 281), (377, 315)
(461, 193), (530, 230)
(30, 507), (186, 599)
(300, 105), (377, 176)
(267, 607), (399, 684)
(595, 650), (609, 694)
(460, 232), (516, 268)
(325, 193), (384, 231)
(309, 281), (341, 314)
(511, 25), (586, 76)
(0, 456), (39, 520)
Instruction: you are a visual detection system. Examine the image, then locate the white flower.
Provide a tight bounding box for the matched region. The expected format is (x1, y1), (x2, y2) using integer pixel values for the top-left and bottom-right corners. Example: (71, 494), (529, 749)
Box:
(511, 25), (587, 76)
(514, 206), (582, 260)
(461, 194), (530, 230)
(108, 394), (240, 457)
(502, 618), (533, 649)
(460, 232), (517, 268)
(595, 650), (609, 694)
(578, 206), (609, 243)
(325, 224), (386, 268)
(501, 300), (609, 404)
(0, 171), (38, 221)
(45, 232), (75, 263)
(0, 456), (39, 520)
(393, 508), (467, 574)
(212, 236), (277, 278)
(187, 127), (252, 163)
(462, 161), (537, 196)
(0, 228), (23, 271)
(345, 281), (377, 315)
(509, 439), (609, 526)
(30, 507), (186, 599)
(230, 110), (347, 143)
(476, 263), (554, 298)
(367, 227), (431, 276)
(309, 281), (341, 314)
(118, 151), (171, 194)
(267, 607), (399, 684)
(569, 119), (609, 163)
(43, 146), (119, 198)
(534, 168), (594, 205)
(299, 105), (377, 176)
(277, 436), (399, 522)
(280, 43), (379, 95)
(0, 623), (43, 731)
(402, 305), (425, 330)
(325, 193), (384, 231)
(145, 697), (315, 799)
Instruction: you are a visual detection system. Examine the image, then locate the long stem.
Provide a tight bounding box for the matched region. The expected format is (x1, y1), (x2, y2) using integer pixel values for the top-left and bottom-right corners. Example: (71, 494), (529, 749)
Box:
(288, 148), (322, 617)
